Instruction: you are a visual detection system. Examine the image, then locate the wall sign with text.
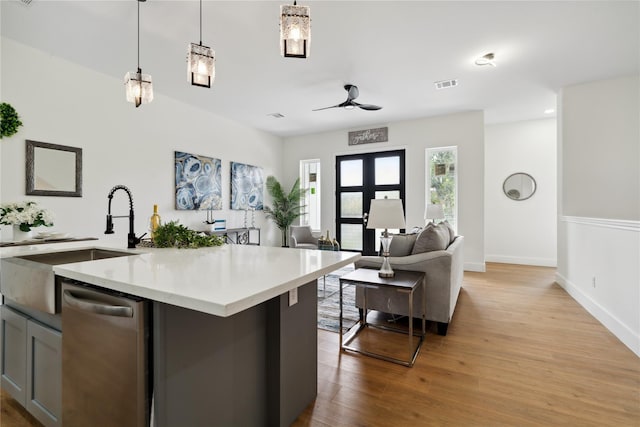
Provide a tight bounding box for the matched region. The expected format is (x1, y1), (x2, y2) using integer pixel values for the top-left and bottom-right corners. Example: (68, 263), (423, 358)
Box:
(348, 127), (388, 145)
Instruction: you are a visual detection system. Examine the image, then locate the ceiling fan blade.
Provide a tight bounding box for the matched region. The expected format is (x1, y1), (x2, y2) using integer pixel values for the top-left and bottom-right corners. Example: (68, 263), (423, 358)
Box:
(312, 104), (342, 111)
(355, 103), (382, 111)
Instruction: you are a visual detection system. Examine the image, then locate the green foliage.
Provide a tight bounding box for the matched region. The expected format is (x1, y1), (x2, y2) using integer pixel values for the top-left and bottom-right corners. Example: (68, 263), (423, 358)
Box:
(429, 150), (456, 225)
(0, 103), (23, 139)
(153, 220), (224, 248)
(263, 176), (305, 246)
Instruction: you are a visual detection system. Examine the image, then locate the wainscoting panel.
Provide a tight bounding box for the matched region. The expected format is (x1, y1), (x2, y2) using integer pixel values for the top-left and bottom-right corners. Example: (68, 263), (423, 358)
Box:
(557, 216), (639, 357)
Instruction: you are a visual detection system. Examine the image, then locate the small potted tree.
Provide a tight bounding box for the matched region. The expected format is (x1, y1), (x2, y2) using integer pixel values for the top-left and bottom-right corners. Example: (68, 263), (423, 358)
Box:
(263, 176), (305, 247)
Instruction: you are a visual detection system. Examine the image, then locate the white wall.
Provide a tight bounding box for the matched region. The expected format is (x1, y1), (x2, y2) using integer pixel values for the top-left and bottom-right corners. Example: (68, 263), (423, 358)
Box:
(485, 119), (557, 266)
(0, 38), (284, 247)
(282, 111), (486, 272)
(557, 74), (640, 357)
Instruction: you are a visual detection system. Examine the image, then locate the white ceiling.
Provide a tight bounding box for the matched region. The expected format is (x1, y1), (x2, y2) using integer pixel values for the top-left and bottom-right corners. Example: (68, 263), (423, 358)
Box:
(2, 1), (639, 137)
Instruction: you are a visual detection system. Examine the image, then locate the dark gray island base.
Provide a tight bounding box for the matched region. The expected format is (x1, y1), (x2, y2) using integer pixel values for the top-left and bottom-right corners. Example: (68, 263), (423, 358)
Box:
(153, 280), (317, 426)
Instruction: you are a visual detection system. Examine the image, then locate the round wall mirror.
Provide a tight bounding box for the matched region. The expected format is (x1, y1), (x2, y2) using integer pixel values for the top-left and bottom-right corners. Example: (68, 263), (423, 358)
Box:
(503, 172), (536, 201)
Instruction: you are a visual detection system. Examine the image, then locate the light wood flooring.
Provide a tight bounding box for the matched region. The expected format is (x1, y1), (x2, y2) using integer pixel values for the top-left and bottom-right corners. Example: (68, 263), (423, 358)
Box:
(2, 263), (639, 426)
(294, 263), (640, 426)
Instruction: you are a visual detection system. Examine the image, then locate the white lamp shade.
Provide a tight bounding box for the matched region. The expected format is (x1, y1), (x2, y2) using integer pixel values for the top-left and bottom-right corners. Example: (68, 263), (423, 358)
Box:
(424, 204), (444, 221)
(367, 199), (406, 229)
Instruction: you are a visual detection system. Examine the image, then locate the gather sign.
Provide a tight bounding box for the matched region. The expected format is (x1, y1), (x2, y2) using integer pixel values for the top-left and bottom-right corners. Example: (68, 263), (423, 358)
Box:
(348, 127), (388, 146)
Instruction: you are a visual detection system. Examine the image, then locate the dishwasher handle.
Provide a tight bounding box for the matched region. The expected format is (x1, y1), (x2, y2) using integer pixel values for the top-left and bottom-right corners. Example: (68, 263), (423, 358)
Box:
(63, 289), (134, 318)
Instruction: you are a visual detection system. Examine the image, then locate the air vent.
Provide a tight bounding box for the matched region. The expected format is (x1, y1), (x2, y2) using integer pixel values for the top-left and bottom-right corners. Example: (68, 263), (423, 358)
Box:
(16, 0), (33, 6)
(434, 79), (458, 90)
(268, 112), (285, 119)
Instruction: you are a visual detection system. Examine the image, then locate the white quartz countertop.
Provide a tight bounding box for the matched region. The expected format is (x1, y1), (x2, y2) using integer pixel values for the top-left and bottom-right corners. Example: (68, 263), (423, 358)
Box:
(1, 240), (360, 317)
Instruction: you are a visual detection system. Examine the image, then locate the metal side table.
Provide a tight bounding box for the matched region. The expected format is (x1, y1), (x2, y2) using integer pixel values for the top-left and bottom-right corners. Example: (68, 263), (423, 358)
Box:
(339, 268), (426, 367)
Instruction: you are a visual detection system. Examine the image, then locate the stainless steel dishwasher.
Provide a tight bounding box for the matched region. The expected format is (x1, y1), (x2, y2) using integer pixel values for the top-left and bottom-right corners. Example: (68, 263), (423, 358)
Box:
(61, 280), (150, 427)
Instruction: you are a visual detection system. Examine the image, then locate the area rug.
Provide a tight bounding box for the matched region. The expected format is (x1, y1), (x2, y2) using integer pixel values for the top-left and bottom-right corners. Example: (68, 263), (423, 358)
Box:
(317, 264), (360, 333)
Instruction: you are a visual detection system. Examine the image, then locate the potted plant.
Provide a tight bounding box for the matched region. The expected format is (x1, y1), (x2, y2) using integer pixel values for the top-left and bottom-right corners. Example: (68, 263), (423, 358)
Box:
(0, 201), (54, 240)
(263, 176), (305, 247)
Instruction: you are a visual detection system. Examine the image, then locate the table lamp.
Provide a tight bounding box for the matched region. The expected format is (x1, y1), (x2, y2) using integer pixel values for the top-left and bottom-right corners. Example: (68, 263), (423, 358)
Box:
(424, 203), (444, 224)
(366, 198), (406, 278)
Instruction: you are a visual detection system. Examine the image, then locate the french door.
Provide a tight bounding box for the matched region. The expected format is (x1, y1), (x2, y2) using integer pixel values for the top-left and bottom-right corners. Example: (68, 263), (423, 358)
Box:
(336, 150), (405, 256)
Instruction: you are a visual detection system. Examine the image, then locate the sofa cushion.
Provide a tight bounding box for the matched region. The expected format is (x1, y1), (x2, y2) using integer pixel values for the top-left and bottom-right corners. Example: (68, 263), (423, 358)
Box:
(441, 220), (456, 245)
(388, 233), (418, 257)
(411, 222), (449, 254)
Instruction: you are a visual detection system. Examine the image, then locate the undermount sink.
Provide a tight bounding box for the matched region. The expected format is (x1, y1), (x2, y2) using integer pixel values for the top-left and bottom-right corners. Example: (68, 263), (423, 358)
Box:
(15, 248), (133, 265)
(1, 248), (135, 314)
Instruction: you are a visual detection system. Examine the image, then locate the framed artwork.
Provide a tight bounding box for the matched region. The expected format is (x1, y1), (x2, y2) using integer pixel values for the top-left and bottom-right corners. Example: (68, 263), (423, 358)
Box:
(175, 151), (222, 210)
(230, 161), (264, 210)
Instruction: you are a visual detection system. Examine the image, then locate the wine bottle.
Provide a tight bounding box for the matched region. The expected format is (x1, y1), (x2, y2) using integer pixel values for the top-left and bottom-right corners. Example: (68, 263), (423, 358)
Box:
(150, 204), (161, 241)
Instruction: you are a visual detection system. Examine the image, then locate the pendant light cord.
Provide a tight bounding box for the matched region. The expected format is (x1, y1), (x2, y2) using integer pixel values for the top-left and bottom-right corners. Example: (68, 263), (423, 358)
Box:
(199, 0), (202, 45)
(137, 0), (140, 70)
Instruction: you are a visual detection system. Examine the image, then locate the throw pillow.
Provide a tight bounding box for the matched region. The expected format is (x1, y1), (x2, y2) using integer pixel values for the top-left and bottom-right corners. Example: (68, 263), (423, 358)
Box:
(441, 220), (456, 245)
(411, 223), (449, 254)
(388, 233), (418, 257)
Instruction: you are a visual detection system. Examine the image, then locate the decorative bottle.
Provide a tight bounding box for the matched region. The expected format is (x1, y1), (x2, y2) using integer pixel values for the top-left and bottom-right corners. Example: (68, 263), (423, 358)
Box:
(150, 204), (161, 241)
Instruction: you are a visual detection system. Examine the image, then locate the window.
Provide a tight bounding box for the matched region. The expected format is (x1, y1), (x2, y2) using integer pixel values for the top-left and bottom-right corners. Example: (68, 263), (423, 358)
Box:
(300, 159), (321, 231)
(426, 147), (458, 231)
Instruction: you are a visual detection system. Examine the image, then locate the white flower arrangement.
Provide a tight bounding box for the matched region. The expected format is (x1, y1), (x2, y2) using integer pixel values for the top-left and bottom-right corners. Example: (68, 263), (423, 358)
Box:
(0, 201), (55, 231)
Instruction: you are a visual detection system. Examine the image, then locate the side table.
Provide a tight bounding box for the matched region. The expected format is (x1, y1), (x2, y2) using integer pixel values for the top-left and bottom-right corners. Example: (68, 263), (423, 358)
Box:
(339, 268), (426, 367)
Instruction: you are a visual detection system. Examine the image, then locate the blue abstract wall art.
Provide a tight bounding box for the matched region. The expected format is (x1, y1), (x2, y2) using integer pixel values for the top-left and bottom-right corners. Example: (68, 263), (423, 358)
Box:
(230, 161), (264, 210)
(175, 151), (222, 210)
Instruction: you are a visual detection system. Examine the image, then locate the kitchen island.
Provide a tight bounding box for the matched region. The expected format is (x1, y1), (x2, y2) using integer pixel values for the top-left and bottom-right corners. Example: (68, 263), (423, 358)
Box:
(1, 241), (360, 426)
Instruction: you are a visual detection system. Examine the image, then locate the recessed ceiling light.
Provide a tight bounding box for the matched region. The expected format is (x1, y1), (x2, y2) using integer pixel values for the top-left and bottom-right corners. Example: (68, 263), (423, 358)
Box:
(434, 79), (458, 90)
(544, 108), (555, 114)
(475, 53), (496, 67)
(268, 112), (285, 118)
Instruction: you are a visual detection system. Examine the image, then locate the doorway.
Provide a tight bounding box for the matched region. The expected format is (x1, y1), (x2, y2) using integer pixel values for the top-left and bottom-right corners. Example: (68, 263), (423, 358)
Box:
(335, 150), (405, 255)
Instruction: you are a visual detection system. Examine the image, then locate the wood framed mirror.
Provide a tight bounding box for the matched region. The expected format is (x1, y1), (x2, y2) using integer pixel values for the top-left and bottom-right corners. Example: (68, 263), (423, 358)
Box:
(26, 140), (82, 197)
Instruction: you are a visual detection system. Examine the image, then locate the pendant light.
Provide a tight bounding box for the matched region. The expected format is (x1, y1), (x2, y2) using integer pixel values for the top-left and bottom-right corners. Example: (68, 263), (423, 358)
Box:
(280, 1), (310, 58)
(187, 0), (215, 87)
(124, 0), (153, 107)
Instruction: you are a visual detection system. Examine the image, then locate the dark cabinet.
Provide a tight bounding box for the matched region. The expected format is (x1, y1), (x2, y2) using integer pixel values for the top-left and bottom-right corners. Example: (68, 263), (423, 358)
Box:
(1, 305), (61, 427)
(1, 305), (27, 405)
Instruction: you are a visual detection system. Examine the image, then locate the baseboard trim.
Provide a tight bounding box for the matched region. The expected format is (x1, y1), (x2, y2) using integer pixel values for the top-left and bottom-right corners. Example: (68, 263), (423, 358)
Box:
(555, 272), (640, 357)
(464, 262), (486, 272)
(485, 255), (556, 267)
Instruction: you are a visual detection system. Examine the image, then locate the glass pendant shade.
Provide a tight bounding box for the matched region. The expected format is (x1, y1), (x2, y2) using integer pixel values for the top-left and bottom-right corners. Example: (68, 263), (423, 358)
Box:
(188, 43), (215, 88)
(124, 68), (153, 108)
(280, 3), (310, 58)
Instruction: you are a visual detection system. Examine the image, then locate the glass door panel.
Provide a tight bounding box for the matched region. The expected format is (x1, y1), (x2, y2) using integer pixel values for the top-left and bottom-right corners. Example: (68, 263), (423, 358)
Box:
(340, 192), (363, 218)
(340, 160), (363, 186)
(340, 224), (363, 251)
(375, 156), (400, 185)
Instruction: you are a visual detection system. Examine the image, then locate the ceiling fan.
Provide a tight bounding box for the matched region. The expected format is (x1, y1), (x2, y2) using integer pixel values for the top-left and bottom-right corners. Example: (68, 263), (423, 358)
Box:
(313, 84), (382, 111)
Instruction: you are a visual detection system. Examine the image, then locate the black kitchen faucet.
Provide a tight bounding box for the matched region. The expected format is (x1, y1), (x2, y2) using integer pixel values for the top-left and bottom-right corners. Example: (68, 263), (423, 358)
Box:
(105, 185), (145, 248)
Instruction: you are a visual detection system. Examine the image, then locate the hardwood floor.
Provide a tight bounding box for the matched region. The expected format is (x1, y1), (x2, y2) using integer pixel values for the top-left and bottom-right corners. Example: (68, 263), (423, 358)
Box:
(293, 263), (640, 426)
(2, 263), (638, 426)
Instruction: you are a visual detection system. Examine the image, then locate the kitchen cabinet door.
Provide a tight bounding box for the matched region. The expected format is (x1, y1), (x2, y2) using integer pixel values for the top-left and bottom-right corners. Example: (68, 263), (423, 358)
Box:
(1, 305), (28, 406)
(26, 319), (62, 427)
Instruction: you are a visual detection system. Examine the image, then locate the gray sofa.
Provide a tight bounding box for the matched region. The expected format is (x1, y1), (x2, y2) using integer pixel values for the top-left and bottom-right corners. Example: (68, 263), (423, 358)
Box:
(354, 234), (464, 335)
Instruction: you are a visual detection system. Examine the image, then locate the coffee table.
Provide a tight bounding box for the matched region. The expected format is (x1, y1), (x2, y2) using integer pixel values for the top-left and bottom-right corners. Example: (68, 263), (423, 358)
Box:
(339, 268), (426, 367)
